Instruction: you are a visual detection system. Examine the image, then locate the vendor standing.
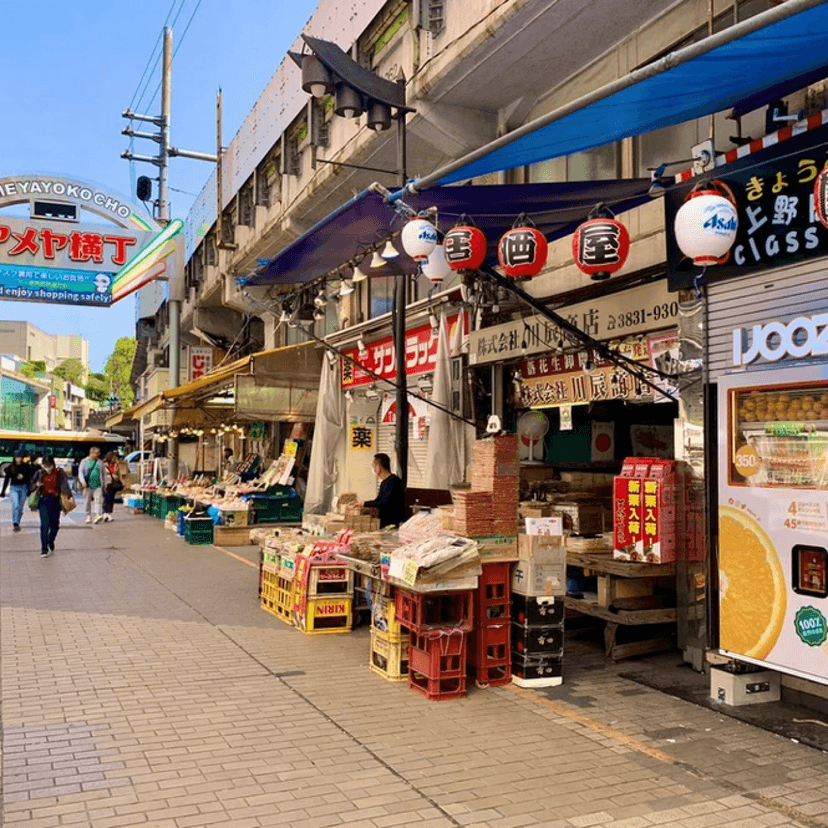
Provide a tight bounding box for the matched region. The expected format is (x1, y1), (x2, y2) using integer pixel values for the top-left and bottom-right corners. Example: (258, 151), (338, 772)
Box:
(360, 453), (406, 528)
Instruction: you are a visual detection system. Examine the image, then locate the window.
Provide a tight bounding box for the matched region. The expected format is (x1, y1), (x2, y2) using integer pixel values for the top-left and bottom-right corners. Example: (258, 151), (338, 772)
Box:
(370, 276), (395, 319)
(529, 143), (618, 183)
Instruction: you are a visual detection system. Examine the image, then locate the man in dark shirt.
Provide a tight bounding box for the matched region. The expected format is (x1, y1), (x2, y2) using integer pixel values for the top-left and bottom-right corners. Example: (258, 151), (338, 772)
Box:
(361, 453), (406, 528)
(1, 452), (34, 532)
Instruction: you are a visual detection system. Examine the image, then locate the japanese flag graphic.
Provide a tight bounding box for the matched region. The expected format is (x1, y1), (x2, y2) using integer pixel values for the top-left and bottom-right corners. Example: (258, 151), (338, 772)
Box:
(591, 422), (615, 461)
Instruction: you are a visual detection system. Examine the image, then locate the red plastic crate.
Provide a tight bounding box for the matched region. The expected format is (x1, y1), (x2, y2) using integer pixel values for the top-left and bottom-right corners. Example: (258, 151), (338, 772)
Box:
(474, 562), (511, 624)
(467, 622), (511, 687)
(408, 628), (467, 678)
(395, 588), (473, 633)
(408, 670), (467, 701)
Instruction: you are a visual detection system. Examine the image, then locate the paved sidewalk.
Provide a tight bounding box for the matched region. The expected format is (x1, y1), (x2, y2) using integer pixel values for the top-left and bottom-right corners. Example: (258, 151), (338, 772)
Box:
(2, 502), (828, 828)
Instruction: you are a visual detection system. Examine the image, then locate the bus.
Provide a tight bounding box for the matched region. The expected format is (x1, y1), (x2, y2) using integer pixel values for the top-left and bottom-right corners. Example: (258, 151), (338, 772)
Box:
(0, 429), (126, 473)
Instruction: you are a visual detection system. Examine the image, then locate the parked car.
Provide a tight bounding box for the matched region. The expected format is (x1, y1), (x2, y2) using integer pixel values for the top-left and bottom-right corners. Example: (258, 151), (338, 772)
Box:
(125, 450), (153, 476)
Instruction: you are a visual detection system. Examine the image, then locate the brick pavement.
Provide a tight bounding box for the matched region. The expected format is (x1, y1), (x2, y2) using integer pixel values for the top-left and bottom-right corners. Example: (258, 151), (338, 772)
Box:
(2, 502), (828, 828)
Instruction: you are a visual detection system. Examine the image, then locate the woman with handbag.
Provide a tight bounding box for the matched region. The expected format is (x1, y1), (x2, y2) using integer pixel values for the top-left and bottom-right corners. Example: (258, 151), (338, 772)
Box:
(102, 451), (123, 522)
(31, 455), (74, 558)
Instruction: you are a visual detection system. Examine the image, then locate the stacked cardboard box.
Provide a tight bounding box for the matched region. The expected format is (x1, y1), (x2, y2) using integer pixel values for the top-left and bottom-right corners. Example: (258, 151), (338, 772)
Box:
(511, 532), (566, 688)
(452, 490), (493, 537)
(471, 435), (520, 535)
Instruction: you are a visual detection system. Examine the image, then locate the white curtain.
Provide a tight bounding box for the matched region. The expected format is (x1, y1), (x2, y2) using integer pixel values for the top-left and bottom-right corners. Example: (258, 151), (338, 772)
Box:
(304, 356), (344, 514)
(425, 313), (472, 489)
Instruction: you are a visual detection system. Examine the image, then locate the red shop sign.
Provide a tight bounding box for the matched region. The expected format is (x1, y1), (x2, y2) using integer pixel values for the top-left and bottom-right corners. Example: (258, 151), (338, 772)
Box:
(341, 312), (465, 388)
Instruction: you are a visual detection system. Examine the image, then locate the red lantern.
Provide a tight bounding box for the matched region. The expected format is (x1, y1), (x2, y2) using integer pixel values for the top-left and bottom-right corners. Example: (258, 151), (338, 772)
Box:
(497, 215), (548, 278)
(572, 216), (630, 281)
(815, 168), (828, 229)
(444, 216), (487, 271)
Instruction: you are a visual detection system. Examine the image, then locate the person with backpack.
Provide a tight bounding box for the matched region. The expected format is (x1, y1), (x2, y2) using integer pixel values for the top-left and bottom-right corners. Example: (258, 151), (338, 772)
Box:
(78, 447), (110, 525)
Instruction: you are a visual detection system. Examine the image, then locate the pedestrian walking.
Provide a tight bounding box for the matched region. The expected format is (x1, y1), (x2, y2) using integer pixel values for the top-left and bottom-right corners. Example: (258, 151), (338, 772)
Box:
(101, 451), (123, 522)
(31, 455), (73, 557)
(78, 447), (109, 525)
(1, 452), (35, 532)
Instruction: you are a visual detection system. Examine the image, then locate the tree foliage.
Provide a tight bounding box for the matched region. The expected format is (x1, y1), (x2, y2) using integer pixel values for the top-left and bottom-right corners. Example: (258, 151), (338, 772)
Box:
(104, 338), (137, 407)
(85, 375), (109, 402)
(53, 358), (85, 385)
(19, 359), (47, 378)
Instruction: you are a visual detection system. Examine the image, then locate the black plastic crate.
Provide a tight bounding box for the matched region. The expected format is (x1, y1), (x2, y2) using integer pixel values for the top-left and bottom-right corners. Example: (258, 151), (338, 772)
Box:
(511, 651), (563, 682)
(511, 621), (563, 656)
(510, 593), (564, 626)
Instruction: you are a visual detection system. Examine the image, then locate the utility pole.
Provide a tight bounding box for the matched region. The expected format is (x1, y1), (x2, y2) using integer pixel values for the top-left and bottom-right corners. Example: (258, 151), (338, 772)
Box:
(122, 26), (218, 481)
(394, 74), (408, 489)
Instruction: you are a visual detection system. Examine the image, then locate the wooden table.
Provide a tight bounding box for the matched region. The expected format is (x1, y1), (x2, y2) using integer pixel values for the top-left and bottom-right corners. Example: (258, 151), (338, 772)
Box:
(564, 550), (677, 660)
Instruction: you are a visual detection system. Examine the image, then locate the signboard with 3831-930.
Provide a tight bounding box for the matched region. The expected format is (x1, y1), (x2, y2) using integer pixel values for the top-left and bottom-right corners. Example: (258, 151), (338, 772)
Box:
(666, 122), (828, 292)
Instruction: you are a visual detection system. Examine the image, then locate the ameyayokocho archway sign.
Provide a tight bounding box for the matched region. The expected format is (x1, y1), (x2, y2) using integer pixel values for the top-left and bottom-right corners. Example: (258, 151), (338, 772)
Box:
(0, 174), (183, 307)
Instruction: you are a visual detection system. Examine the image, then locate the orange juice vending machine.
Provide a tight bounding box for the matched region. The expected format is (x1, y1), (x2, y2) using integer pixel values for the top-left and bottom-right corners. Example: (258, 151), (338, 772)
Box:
(718, 365), (828, 684)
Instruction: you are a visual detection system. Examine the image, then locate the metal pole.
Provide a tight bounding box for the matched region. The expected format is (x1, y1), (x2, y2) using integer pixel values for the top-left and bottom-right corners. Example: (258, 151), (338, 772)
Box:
(393, 80), (408, 487)
(216, 88), (223, 245)
(161, 27), (180, 479)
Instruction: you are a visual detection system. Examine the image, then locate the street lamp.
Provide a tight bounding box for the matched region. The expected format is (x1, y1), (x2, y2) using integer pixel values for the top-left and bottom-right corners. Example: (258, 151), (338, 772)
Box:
(290, 35), (415, 487)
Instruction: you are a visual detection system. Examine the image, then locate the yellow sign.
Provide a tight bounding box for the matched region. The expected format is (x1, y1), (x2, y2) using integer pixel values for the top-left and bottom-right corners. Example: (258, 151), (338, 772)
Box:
(284, 440), (298, 458)
(350, 424), (374, 451)
(401, 560), (419, 586)
(734, 445), (761, 478)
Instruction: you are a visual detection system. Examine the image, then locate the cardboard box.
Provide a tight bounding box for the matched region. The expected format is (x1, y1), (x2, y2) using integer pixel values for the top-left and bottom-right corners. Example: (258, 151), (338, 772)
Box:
(553, 502), (603, 535)
(709, 666), (780, 706)
(524, 516), (564, 536)
(597, 576), (653, 607)
(476, 536), (518, 561)
(517, 534), (565, 560)
(514, 534), (566, 596)
(520, 502), (553, 519)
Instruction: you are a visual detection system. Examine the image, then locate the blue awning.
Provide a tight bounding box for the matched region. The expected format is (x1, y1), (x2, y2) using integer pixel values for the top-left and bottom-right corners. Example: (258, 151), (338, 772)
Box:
(245, 179), (652, 286)
(411, 0), (828, 189)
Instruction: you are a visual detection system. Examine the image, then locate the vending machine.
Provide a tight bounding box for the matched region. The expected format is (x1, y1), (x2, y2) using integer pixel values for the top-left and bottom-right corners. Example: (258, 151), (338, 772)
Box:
(718, 365), (828, 684)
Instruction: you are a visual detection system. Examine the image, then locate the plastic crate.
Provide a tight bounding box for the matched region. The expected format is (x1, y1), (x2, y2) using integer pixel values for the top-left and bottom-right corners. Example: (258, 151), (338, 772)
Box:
(308, 564), (353, 597)
(176, 508), (188, 537)
(467, 622), (511, 687)
(511, 621), (563, 656)
(408, 628), (467, 679)
(475, 562), (512, 624)
(395, 589), (474, 633)
(185, 517), (214, 546)
(511, 593), (564, 626)
(252, 495), (303, 523)
(408, 671), (467, 701)
(369, 628), (409, 682)
(370, 591), (403, 638)
(295, 596), (352, 634)
(511, 651), (563, 687)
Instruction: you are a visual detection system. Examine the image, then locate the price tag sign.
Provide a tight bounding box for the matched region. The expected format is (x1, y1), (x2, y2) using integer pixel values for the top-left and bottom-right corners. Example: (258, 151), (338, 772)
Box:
(560, 405), (573, 431)
(734, 445), (761, 478)
(401, 560), (419, 586)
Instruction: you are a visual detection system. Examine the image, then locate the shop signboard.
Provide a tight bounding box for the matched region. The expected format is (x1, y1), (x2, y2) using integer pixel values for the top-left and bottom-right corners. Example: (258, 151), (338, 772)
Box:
(516, 333), (677, 409)
(468, 281), (678, 366)
(718, 361), (828, 685)
(666, 122), (828, 292)
(340, 312), (464, 388)
(189, 347), (213, 381)
(0, 174), (183, 305)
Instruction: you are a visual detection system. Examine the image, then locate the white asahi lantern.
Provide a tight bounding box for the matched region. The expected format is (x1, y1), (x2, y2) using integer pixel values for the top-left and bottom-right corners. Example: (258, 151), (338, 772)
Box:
(401, 217), (438, 261)
(674, 189), (738, 266)
(422, 242), (452, 284)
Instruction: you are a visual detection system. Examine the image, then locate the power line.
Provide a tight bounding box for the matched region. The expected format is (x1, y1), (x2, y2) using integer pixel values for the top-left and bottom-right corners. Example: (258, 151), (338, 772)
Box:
(144, 0), (205, 113)
(131, 0), (183, 113)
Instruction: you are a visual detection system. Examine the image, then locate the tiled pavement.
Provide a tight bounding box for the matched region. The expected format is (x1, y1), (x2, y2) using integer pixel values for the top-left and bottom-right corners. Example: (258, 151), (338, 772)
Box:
(2, 503), (828, 828)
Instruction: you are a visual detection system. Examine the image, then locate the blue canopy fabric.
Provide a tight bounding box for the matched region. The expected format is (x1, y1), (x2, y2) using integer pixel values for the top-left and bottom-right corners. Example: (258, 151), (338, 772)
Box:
(419, 1), (828, 188)
(246, 179), (652, 286)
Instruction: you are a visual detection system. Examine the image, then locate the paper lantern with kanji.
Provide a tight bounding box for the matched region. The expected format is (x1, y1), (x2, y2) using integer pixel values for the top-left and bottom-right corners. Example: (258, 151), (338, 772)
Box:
(674, 189), (738, 266)
(815, 168), (828, 229)
(444, 223), (487, 271)
(497, 223), (548, 278)
(400, 217), (438, 261)
(572, 218), (630, 281)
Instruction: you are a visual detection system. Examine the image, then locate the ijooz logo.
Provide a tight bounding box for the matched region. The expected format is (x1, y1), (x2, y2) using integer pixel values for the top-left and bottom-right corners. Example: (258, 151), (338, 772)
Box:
(733, 313), (828, 365)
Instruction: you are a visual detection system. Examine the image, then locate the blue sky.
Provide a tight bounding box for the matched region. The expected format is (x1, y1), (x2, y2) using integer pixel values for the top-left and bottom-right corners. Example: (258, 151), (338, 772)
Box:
(0, 0), (317, 371)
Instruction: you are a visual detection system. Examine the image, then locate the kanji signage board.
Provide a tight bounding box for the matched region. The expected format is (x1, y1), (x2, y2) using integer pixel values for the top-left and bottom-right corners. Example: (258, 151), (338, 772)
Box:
(340, 312), (465, 388)
(468, 281), (677, 366)
(189, 347), (213, 381)
(0, 174), (182, 305)
(666, 123), (828, 291)
(516, 333), (677, 408)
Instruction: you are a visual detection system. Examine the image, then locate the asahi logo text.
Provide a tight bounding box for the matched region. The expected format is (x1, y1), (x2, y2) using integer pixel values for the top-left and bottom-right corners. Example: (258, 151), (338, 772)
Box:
(733, 314), (828, 365)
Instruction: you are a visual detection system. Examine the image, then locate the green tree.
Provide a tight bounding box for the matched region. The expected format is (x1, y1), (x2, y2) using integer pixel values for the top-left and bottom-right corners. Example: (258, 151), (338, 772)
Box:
(19, 359), (47, 378)
(104, 338), (137, 407)
(85, 375), (109, 402)
(53, 358), (85, 385)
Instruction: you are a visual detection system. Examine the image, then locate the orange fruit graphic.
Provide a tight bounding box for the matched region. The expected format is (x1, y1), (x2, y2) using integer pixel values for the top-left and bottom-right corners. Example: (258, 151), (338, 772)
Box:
(719, 506), (786, 659)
